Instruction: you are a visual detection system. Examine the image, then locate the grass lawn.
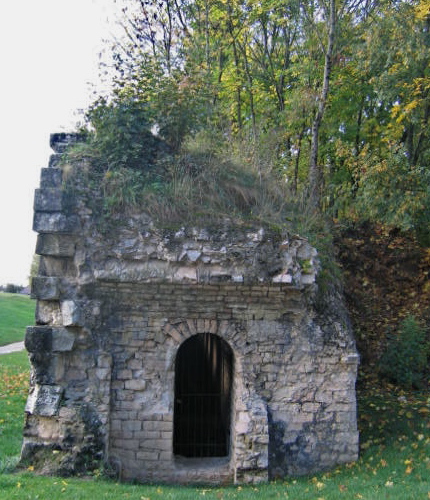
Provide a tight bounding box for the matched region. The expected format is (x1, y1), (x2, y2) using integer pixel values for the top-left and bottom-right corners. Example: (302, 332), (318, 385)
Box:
(0, 351), (429, 499)
(0, 293), (35, 346)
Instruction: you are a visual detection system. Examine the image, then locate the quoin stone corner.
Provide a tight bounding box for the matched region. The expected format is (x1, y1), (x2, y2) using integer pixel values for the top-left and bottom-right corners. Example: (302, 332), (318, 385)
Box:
(21, 133), (359, 484)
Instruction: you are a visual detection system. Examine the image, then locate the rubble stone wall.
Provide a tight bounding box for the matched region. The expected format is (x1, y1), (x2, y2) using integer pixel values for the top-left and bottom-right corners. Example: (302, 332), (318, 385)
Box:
(21, 133), (359, 484)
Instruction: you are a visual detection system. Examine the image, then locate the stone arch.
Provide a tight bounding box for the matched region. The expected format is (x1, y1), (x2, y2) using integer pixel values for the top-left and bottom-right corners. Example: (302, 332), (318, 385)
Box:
(173, 332), (234, 458)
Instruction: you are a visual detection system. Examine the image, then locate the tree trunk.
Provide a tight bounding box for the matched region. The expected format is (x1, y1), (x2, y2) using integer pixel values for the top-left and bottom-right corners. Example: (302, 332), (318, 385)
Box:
(293, 128), (305, 194)
(308, 0), (336, 207)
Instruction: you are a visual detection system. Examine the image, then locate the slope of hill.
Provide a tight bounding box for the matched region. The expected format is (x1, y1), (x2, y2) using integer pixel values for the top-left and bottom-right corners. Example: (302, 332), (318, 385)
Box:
(334, 222), (430, 390)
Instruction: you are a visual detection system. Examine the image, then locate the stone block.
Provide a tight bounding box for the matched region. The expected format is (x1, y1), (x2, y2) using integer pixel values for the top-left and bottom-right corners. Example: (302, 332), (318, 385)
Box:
(50, 132), (85, 153)
(97, 354), (112, 369)
(300, 273), (316, 285)
(142, 421), (158, 431)
(36, 419), (61, 440)
(124, 379), (146, 391)
(34, 188), (63, 212)
(25, 326), (52, 353)
(110, 419), (122, 431)
(25, 384), (63, 416)
(36, 234), (76, 257)
(157, 421), (173, 431)
(61, 300), (83, 326)
(64, 368), (87, 381)
(136, 451), (160, 461)
(40, 167), (62, 188)
(116, 369), (132, 380)
(122, 420), (142, 432)
(89, 368), (110, 380)
(51, 327), (75, 352)
(341, 353), (360, 365)
(144, 438), (171, 451)
(48, 154), (62, 169)
(33, 212), (80, 234)
(31, 277), (60, 300)
(127, 359), (143, 370)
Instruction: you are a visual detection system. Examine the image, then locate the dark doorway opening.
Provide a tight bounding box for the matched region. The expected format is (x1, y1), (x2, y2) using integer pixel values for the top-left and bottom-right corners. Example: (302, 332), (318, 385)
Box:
(174, 333), (233, 458)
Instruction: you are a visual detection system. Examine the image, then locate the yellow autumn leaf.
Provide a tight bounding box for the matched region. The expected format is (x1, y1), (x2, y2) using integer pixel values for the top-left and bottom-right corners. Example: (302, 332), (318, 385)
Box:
(415, 0), (430, 20)
(405, 465), (413, 474)
(404, 100), (420, 112)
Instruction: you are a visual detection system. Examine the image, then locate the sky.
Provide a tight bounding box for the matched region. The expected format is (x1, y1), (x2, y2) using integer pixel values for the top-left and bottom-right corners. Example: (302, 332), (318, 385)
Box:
(0, 0), (120, 286)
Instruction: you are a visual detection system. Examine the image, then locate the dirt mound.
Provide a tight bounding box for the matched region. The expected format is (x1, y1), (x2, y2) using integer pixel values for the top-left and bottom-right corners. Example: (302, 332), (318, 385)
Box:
(334, 222), (430, 383)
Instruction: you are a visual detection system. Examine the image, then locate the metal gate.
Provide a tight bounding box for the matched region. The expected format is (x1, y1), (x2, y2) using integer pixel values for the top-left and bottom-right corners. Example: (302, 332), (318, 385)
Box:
(174, 333), (233, 458)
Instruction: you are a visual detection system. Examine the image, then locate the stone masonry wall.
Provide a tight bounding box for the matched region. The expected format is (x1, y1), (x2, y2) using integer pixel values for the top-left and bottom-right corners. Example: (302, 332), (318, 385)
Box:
(21, 133), (359, 484)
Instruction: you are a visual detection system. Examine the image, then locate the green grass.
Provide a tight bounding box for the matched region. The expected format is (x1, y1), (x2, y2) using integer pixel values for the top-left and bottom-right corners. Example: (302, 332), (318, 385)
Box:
(0, 351), (29, 474)
(0, 293), (35, 346)
(0, 351), (429, 499)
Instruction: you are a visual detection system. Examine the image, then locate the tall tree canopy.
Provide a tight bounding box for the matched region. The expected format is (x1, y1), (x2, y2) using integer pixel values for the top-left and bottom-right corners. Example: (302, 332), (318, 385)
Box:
(86, 0), (430, 242)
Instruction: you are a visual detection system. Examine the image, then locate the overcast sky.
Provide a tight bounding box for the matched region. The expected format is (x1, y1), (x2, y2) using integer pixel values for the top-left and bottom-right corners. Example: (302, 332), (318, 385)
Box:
(0, 0), (120, 286)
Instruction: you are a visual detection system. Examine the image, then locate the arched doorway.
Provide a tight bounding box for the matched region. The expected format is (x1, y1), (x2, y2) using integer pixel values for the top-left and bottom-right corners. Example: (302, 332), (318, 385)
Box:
(174, 333), (233, 458)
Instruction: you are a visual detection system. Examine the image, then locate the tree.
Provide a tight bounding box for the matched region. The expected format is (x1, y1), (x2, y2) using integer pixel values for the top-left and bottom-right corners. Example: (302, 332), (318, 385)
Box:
(86, 0), (430, 241)
(307, 0), (336, 207)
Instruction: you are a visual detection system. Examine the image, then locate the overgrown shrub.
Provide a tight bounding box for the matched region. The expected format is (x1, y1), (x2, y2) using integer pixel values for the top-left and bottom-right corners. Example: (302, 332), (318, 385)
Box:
(329, 141), (430, 245)
(85, 97), (163, 171)
(380, 315), (429, 389)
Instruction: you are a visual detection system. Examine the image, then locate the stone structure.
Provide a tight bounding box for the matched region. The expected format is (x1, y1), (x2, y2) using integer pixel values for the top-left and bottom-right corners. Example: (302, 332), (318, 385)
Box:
(21, 133), (359, 484)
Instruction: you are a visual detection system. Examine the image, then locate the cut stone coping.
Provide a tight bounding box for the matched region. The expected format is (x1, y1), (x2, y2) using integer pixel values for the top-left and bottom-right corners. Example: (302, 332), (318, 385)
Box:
(0, 341), (25, 354)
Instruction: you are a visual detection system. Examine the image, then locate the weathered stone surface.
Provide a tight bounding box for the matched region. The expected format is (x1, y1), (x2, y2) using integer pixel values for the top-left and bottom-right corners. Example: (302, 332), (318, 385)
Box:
(51, 327), (75, 352)
(25, 326), (53, 353)
(40, 167), (62, 188)
(50, 132), (85, 153)
(31, 277), (60, 300)
(48, 154), (62, 168)
(34, 188), (63, 212)
(25, 384), (63, 416)
(33, 212), (80, 234)
(60, 300), (83, 326)
(21, 133), (359, 485)
(36, 234), (76, 257)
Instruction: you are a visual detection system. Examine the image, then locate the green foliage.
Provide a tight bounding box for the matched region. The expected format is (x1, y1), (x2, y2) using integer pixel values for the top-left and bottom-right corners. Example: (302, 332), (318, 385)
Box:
(329, 141), (430, 245)
(3, 284), (23, 294)
(82, 0), (430, 233)
(0, 294), (35, 346)
(380, 315), (430, 389)
(28, 255), (40, 289)
(85, 97), (161, 171)
(100, 168), (147, 212)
